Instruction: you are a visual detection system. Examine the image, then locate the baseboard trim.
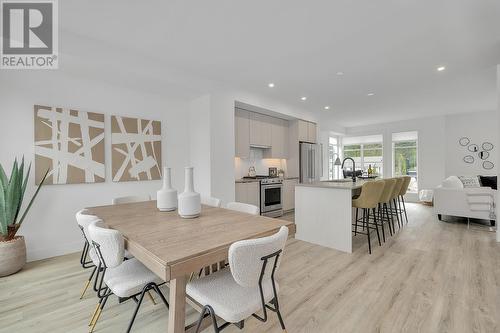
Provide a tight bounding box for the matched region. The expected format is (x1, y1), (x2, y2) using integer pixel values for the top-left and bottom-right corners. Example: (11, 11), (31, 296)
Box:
(27, 240), (83, 262)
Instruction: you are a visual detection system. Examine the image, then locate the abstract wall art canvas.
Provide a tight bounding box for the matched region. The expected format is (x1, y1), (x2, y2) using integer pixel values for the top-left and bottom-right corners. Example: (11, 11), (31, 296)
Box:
(34, 105), (105, 185)
(111, 115), (162, 182)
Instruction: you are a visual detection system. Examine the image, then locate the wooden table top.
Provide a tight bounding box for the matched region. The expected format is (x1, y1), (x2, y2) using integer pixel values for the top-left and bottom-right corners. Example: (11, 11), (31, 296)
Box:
(85, 201), (295, 280)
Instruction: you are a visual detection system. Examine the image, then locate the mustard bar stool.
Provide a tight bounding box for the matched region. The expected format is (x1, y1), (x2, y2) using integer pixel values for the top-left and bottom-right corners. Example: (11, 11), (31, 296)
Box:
(390, 177), (404, 229)
(352, 180), (385, 254)
(398, 176), (411, 225)
(377, 178), (397, 241)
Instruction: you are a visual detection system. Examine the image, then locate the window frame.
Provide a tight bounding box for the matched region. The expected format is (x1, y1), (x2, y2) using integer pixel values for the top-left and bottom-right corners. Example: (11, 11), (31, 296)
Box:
(391, 133), (419, 193)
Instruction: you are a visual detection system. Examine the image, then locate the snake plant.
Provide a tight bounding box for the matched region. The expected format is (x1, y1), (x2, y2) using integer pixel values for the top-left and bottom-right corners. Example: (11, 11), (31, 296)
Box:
(0, 157), (48, 241)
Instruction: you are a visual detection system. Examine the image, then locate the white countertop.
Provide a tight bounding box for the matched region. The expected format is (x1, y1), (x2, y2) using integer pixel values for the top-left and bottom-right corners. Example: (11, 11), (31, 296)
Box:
(296, 179), (372, 190)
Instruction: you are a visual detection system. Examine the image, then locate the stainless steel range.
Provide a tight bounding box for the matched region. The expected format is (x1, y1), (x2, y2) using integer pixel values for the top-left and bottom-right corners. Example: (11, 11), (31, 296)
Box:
(260, 177), (283, 217)
(241, 175), (283, 217)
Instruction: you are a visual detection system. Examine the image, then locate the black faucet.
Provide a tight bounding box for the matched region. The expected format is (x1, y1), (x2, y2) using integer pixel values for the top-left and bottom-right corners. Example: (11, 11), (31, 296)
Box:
(341, 157), (357, 182)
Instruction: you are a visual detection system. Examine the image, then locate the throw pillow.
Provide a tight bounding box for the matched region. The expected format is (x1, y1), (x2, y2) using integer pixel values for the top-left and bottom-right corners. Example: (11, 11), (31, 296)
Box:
(479, 176), (497, 190)
(458, 176), (481, 188)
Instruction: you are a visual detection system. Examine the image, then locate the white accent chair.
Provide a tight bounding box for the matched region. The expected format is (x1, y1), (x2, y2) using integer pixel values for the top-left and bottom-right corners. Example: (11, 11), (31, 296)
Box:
(434, 176), (497, 225)
(112, 195), (151, 205)
(75, 209), (101, 299)
(187, 226), (289, 333)
(226, 202), (260, 215)
(87, 221), (169, 333)
(202, 196), (222, 208)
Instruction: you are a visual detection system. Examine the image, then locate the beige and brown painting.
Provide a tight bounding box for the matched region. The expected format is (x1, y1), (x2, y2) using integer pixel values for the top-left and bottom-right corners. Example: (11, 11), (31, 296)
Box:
(34, 105), (105, 185)
(111, 115), (162, 182)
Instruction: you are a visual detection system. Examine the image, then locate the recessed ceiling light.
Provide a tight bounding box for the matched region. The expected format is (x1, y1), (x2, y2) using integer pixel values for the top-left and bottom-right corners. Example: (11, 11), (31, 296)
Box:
(301, 96), (307, 101)
(336, 71), (344, 76)
(324, 106), (330, 110)
(367, 93), (375, 96)
(268, 83), (275, 88)
(437, 66), (446, 72)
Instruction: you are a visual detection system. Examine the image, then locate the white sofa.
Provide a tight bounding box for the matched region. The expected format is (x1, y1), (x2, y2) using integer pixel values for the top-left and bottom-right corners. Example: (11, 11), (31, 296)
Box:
(434, 176), (496, 225)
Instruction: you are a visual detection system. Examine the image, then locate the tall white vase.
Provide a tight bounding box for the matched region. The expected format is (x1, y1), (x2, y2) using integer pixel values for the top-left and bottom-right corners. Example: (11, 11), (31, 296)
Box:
(157, 167), (177, 211)
(178, 167), (201, 218)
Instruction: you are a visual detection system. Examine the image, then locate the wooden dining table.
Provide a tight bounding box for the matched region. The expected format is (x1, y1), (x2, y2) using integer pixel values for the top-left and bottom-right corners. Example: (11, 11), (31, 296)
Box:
(85, 200), (296, 333)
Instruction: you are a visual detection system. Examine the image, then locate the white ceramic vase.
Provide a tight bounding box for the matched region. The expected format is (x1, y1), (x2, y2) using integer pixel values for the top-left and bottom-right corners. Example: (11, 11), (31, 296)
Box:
(178, 167), (201, 218)
(157, 167), (177, 211)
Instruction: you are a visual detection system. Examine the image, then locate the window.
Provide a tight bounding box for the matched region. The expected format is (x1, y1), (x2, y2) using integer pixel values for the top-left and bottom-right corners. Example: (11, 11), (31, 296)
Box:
(328, 136), (340, 180)
(342, 135), (383, 176)
(392, 131), (418, 193)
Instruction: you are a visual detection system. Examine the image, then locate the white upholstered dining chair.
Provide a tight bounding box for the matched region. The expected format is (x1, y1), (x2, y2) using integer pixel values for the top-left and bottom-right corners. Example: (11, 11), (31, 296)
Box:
(187, 226), (289, 333)
(87, 221), (169, 333)
(201, 196), (222, 208)
(112, 195), (151, 205)
(226, 202), (260, 215)
(75, 209), (101, 299)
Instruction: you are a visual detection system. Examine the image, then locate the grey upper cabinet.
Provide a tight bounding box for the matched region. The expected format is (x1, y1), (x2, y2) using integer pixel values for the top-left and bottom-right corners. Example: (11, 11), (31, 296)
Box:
(265, 117), (289, 159)
(297, 119), (317, 143)
(235, 108), (250, 158)
(249, 112), (272, 147)
(307, 122), (317, 143)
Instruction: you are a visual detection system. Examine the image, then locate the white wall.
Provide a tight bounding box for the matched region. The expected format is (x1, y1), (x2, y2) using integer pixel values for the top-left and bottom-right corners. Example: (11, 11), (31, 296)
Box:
(445, 111), (497, 176)
(0, 71), (190, 261)
(346, 116), (447, 200)
(345, 110), (498, 201)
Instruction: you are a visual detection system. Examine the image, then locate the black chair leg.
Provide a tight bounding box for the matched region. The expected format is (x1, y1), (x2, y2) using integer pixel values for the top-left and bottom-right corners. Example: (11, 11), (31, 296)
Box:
(397, 198), (404, 226)
(401, 196), (409, 224)
(364, 209), (371, 254)
(80, 266), (97, 299)
(151, 284), (169, 309)
(354, 208), (359, 235)
(126, 284), (149, 333)
(393, 199), (401, 228)
(195, 305), (220, 333)
(376, 206), (385, 243)
(384, 203), (393, 236)
(371, 208), (381, 246)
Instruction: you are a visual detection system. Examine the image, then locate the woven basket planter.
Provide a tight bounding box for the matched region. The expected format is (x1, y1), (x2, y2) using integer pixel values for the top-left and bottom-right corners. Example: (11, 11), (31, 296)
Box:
(0, 236), (26, 277)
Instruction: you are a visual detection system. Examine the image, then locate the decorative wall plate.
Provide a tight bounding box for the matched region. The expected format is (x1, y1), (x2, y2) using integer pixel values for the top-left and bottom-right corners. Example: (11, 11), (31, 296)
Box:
(459, 137), (470, 146)
(482, 142), (494, 151)
(483, 161), (494, 170)
(463, 155), (474, 164)
(467, 144), (479, 152)
(478, 151), (489, 160)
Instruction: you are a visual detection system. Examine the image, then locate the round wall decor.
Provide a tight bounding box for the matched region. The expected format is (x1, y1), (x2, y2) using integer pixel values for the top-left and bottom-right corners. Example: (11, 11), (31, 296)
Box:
(463, 155), (474, 164)
(479, 151), (489, 160)
(459, 137), (470, 146)
(482, 142), (494, 151)
(468, 144), (479, 152)
(483, 161), (494, 170)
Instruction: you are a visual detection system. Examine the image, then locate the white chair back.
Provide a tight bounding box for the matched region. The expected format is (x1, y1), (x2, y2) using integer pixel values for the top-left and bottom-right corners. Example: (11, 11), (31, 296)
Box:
(201, 196), (222, 208)
(75, 209), (100, 242)
(88, 221), (124, 269)
(229, 226), (288, 288)
(226, 202), (259, 215)
(112, 195), (151, 205)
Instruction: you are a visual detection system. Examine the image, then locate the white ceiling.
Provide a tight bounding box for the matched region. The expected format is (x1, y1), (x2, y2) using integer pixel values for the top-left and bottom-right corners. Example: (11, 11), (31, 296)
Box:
(61, 0), (500, 127)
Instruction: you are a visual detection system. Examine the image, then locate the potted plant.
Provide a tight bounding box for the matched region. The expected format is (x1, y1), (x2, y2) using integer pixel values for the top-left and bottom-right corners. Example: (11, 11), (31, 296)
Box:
(0, 157), (48, 277)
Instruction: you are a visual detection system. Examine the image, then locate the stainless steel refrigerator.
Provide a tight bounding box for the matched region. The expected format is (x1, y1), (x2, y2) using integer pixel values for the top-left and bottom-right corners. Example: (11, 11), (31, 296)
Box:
(299, 142), (322, 183)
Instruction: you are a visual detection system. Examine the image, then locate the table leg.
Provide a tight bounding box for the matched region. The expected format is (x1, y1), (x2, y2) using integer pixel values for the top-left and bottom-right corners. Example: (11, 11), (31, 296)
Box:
(168, 275), (187, 333)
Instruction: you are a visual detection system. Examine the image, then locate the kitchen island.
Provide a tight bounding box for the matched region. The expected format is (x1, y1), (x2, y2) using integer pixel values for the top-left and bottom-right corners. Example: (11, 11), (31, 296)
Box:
(294, 180), (369, 253)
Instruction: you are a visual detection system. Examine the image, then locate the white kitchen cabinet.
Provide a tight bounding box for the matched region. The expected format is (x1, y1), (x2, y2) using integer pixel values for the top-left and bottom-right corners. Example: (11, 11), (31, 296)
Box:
(234, 108), (250, 158)
(283, 178), (298, 211)
(265, 117), (288, 159)
(249, 112), (272, 147)
(298, 120), (309, 142)
(235, 182), (260, 208)
(307, 122), (317, 143)
(297, 120), (317, 143)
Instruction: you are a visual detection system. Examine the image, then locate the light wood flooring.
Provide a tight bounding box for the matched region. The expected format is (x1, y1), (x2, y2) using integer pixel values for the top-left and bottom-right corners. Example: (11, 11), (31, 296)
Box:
(1, 203), (499, 333)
